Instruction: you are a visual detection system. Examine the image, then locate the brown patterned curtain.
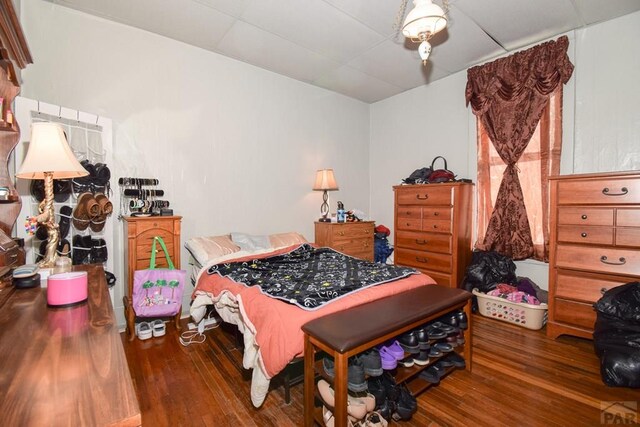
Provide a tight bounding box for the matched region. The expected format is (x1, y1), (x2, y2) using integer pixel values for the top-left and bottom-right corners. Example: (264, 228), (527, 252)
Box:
(465, 36), (574, 260)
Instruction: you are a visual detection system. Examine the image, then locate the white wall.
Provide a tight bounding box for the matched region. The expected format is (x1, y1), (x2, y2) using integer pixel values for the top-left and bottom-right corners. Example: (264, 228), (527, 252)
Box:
(20, 1), (371, 326)
(370, 11), (640, 290)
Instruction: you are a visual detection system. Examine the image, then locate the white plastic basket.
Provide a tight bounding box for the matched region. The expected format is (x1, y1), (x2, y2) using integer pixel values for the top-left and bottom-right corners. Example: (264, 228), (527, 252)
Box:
(473, 289), (548, 330)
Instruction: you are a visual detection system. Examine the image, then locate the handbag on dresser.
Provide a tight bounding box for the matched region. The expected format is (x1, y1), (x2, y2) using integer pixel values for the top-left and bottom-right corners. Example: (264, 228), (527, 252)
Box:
(427, 156), (456, 183)
(132, 236), (185, 317)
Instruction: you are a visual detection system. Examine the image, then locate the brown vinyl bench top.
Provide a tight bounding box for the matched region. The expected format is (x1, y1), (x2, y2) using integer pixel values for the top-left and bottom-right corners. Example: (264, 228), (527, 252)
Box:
(302, 284), (471, 354)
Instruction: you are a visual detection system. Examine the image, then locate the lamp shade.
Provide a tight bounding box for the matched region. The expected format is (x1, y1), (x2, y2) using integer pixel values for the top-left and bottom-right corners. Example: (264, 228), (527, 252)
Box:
(402, 0), (447, 40)
(313, 169), (339, 191)
(16, 122), (88, 180)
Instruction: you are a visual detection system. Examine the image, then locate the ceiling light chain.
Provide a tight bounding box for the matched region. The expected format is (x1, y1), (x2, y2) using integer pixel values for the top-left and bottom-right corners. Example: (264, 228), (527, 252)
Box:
(401, 0), (449, 66)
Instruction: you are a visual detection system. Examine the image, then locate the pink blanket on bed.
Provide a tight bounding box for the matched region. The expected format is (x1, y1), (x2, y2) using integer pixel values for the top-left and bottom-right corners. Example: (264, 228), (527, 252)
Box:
(193, 245), (437, 378)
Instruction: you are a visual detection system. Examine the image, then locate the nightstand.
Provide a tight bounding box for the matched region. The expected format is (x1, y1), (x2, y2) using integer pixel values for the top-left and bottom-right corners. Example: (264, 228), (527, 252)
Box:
(314, 221), (374, 261)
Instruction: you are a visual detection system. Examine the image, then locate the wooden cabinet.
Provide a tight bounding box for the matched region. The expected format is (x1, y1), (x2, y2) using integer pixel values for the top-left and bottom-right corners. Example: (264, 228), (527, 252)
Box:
(315, 221), (374, 261)
(548, 171), (640, 339)
(123, 215), (182, 340)
(393, 183), (473, 288)
(0, 265), (141, 426)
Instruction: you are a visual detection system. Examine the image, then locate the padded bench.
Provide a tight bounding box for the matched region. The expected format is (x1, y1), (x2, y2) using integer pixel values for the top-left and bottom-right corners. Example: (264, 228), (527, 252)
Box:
(302, 284), (472, 427)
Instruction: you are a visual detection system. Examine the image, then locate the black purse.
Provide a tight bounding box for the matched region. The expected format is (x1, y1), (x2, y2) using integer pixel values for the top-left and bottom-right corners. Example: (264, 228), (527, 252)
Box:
(402, 166), (432, 184)
(427, 156), (456, 183)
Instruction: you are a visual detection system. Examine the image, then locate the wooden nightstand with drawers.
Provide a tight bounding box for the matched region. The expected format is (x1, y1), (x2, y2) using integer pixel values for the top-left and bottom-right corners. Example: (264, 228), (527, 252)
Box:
(123, 215), (182, 341)
(315, 221), (374, 261)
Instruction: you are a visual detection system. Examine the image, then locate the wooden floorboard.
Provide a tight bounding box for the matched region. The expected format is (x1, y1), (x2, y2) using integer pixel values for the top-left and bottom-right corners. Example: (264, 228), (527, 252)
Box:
(121, 315), (639, 426)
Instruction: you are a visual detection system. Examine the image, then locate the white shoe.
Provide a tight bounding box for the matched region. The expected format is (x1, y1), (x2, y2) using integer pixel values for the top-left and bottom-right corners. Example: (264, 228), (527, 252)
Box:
(136, 321), (152, 340)
(152, 319), (166, 337)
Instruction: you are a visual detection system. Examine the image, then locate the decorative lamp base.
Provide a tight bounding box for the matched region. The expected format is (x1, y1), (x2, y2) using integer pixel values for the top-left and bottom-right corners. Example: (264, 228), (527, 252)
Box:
(318, 217), (331, 222)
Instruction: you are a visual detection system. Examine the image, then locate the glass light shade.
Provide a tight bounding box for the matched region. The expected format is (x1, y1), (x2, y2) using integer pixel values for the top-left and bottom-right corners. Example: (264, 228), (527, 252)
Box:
(402, 0), (447, 40)
(313, 169), (339, 191)
(419, 40), (432, 61)
(16, 122), (88, 179)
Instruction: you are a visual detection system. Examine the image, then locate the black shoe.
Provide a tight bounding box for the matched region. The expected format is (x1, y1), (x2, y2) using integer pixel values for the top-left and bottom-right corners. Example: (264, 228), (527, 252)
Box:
(356, 349), (383, 377)
(414, 327), (431, 349)
(436, 313), (460, 331)
(456, 311), (468, 329)
(91, 238), (108, 263)
(380, 372), (399, 402)
(30, 180), (45, 202)
(367, 376), (386, 408)
(428, 346), (442, 358)
(398, 331), (420, 354)
(431, 321), (457, 334)
(58, 205), (72, 239)
(72, 235), (91, 265)
(398, 356), (414, 368)
(419, 366), (440, 384)
(57, 238), (71, 258)
(413, 350), (430, 366)
(394, 384), (417, 420)
(322, 357), (367, 392)
(53, 179), (71, 203)
(426, 326), (447, 340)
(105, 271), (117, 288)
(438, 356), (455, 368)
(35, 224), (48, 241)
(322, 357), (334, 377)
(377, 397), (396, 421)
(443, 352), (466, 368)
(434, 342), (454, 353)
(36, 239), (48, 263)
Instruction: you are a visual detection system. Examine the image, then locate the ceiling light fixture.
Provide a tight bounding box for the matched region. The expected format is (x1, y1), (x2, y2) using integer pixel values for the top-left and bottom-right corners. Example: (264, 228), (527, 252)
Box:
(402, 0), (448, 65)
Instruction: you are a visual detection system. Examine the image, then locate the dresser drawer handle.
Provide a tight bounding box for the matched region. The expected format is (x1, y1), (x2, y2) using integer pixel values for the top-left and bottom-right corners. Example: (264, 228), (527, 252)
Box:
(433, 225), (438, 229)
(602, 187), (628, 196)
(600, 255), (626, 266)
(600, 287), (608, 295)
(581, 232), (587, 238)
(338, 231), (345, 236)
(416, 257), (428, 263)
(433, 212), (439, 216)
(415, 239), (428, 245)
(581, 214), (587, 220)
(416, 194), (428, 200)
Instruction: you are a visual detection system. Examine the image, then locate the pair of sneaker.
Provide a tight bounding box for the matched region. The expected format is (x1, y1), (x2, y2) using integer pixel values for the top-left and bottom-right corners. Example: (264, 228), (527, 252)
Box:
(322, 357), (368, 393)
(72, 235), (107, 265)
(418, 352), (466, 384)
(136, 319), (166, 340)
(367, 372), (417, 422)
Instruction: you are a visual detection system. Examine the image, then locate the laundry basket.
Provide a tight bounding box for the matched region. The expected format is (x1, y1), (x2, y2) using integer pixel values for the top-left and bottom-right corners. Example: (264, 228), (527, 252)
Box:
(473, 289), (548, 330)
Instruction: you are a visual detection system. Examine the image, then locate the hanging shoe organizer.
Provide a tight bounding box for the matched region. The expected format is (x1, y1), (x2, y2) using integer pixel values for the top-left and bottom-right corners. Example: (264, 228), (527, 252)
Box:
(118, 177), (170, 217)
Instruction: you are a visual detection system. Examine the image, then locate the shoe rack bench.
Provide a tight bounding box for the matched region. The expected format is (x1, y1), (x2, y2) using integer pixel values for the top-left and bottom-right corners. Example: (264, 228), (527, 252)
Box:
(302, 285), (472, 427)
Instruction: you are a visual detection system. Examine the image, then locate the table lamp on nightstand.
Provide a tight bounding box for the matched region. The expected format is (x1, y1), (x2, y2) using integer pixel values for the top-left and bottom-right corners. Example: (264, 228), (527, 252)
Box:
(17, 122), (88, 268)
(313, 169), (339, 222)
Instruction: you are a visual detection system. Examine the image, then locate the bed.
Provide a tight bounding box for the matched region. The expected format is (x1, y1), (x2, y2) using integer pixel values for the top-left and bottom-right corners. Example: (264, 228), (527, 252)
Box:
(187, 232), (437, 407)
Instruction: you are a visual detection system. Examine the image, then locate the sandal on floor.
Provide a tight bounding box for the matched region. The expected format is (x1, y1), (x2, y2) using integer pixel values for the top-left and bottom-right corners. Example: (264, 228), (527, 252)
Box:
(136, 321), (152, 340)
(152, 319), (166, 337)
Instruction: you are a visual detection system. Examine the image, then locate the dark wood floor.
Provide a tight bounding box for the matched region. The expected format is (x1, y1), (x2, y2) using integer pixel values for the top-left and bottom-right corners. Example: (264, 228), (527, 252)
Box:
(121, 315), (639, 426)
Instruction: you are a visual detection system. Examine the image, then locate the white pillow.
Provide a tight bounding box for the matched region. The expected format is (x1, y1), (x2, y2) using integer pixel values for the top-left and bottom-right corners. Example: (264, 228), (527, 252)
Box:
(185, 235), (240, 265)
(230, 232), (271, 252)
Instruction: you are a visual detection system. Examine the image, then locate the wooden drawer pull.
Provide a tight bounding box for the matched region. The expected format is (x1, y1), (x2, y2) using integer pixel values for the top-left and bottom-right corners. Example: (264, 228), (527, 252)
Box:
(416, 257), (428, 263)
(581, 232), (587, 238)
(433, 225), (438, 229)
(600, 255), (626, 265)
(433, 212), (439, 216)
(600, 287), (608, 295)
(602, 187), (628, 196)
(581, 214), (587, 220)
(416, 194), (428, 200)
(338, 231), (345, 236)
(415, 239), (428, 245)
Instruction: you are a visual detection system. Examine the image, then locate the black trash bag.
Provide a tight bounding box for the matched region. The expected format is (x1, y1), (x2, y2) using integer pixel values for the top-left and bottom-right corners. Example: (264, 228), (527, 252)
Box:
(594, 282), (640, 323)
(593, 283), (640, 388)
(462, 250), (517, 294)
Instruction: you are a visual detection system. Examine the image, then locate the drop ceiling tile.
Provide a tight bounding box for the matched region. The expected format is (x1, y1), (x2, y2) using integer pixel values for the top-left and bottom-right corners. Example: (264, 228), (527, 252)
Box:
(218, 21), (341, 83)
(241, 0), (386, 62)
(576, 0), (640, 25)
(314, 66), (402, 103)
(456, 0), (582, 50)
(322, 0), (404, 37)
(191, 0), (255, 18)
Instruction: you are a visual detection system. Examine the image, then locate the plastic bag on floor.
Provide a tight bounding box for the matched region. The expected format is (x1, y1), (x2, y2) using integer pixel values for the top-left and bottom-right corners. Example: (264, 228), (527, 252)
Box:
(462, 250), (517, 293)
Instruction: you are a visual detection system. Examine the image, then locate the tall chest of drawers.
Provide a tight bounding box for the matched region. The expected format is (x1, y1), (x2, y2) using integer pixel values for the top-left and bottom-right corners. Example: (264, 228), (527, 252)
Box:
(393, 183), (473, 288)
(123, 215), (182, 340)
(548, 171), (640, 339)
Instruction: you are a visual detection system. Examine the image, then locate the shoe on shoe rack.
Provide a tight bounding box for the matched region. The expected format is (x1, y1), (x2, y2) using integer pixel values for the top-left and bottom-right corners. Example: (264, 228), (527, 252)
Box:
(57, 238), (71, 258)
(430, 321), (457, 334)
(72, 235), (91, 265)
(90, 193), (113, 233)
(413, 327), (431, 349)
(355, 349), (383, 377)
(151, 319), (166, 337)
(379, 347), (397, 370)
(419, 366), (440, 384)
(394, 384), (417, 421)
(35, 239), (48, 263)
(457, 332), (466, 347)
(317, 380), (368, 421)
(436, 313), (460, 331)
(58, 205), (73, 239)
(456, 311), (468, 329)
(446, 336), (459, 348)
(91, 238), (108, 263)
(438, 356), (455, 368)
(413, 350), (430, 366)
(367, 376), (387, 408)
(363, 411), (388, 427)
(321, 357), (367, 393)
(53, 179), (72, 203)
(425, 325), (447, 340)
(398, 356), (414, 368)
(398, 331), (420, 354)
(73, 192), (99, 231)
(379, 340), (404, 360)
(379, 372), (400, 403)
(376, 397), (397, 422)
(35, 224), (48, 241)
(433, 342), (454, 353)
(443, 352), (466, 368)
(428, 346), (443, 358)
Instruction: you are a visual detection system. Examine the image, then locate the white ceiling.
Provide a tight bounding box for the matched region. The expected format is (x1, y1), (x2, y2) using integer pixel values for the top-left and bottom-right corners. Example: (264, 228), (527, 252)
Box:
(43, 0), (640, 103)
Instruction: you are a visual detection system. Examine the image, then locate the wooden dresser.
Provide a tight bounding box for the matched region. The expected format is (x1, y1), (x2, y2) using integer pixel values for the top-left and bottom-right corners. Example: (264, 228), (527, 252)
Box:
(0, 265), (141, 426)
(393, 183), (473, 288)
(123, 215), (182, 340)
(548, 171), (640, 339)
(315, 221), (374, 261)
